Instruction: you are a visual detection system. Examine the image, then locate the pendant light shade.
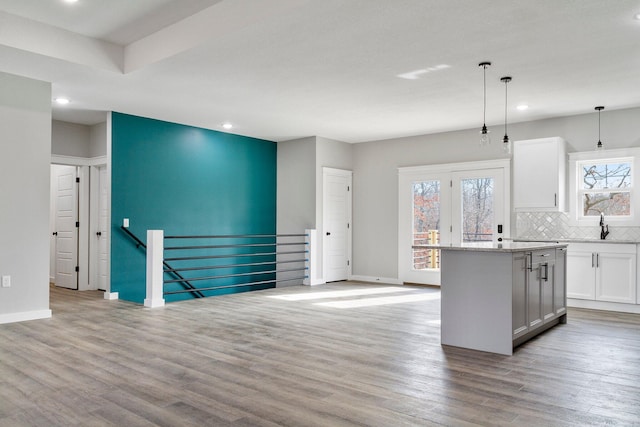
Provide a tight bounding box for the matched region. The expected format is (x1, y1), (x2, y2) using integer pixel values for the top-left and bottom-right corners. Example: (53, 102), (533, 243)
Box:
(595, 106), (605, 150)
(501, 76), (512, 155)
(479, 62), (491, 147)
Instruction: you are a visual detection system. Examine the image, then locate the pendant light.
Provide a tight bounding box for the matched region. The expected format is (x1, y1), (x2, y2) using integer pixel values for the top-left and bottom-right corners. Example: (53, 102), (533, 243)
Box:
(479, 62), (491, 147)
(595, 106), (605, 150)
(500, 76), (512, 155)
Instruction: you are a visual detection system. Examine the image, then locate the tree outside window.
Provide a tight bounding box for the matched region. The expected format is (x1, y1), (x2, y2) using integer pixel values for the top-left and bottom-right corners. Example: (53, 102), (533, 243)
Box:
(580, 160), (632, 217)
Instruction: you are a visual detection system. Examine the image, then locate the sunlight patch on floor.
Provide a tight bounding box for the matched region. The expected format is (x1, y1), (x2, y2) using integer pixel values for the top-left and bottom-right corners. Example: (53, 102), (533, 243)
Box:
(314, 292), (440, 308)
(267, 287), (413, 301)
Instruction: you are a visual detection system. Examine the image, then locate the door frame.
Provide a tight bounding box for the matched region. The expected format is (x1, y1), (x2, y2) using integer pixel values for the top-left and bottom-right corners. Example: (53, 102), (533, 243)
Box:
(322, 167), (353, 283)
(52, 155), (108, 291)
(398, 159), (511, 285)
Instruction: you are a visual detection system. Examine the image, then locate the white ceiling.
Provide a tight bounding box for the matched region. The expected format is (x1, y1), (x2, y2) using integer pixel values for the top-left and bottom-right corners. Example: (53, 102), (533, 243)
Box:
(1, 0), (639, 143)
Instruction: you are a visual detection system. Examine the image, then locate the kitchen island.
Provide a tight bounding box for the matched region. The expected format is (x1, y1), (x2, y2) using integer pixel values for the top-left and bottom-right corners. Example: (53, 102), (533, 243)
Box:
(416, 242), (568, 355)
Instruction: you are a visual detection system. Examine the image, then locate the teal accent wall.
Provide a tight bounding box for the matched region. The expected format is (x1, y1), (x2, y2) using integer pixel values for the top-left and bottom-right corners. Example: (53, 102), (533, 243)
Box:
(111, 112), (277, 303)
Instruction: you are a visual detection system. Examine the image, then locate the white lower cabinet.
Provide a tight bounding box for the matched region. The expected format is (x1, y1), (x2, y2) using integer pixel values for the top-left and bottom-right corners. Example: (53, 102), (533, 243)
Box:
(567, 243), (637, 304)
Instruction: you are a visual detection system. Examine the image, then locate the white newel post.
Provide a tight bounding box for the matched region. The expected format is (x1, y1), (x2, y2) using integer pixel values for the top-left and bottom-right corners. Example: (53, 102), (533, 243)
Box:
(304, 229), (321, 286)
(145, 230), (165, 308)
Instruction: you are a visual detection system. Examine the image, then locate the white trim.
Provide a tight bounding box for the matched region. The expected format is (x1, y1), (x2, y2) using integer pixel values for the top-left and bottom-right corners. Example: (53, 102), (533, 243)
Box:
(569, 148), (640, 226)
(0, 309), (52, 325)
(105, 112), (113, 295)
(103, 292), (118, 300)
(77, 165), (91, 290)
(567, 298), (640, 314)
(349, 275), (403, 285)
(51, 154), (107, 166)
(398, 159), (511, 176)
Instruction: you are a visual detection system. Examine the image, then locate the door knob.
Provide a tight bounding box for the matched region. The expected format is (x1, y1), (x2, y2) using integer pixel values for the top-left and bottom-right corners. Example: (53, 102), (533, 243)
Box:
(326, 232), (331, 236)
(52, 232), (58, 236)
(96, 231), (102, 236)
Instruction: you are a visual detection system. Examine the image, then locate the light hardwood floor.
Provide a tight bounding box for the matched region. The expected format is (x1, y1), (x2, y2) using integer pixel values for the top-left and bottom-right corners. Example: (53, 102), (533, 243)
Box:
(0, 282), (639, 426)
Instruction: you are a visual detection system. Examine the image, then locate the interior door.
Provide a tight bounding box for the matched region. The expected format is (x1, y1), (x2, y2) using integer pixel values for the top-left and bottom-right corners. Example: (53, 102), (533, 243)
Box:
(323, 168), (352, 283)
(97, 165), (109, 291)
(54, 165), (79, 289)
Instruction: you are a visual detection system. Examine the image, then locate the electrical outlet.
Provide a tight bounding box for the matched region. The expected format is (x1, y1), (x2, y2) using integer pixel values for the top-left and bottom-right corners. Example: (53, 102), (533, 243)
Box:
(2, 275), (10, 288)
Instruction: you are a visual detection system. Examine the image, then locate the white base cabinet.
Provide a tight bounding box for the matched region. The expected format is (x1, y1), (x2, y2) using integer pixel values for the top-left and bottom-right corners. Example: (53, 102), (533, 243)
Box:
(567, 243), (636, 304)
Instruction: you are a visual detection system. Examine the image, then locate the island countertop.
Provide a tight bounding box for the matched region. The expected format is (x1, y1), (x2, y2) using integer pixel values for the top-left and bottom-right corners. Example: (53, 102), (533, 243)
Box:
(413, 241), (567, 253)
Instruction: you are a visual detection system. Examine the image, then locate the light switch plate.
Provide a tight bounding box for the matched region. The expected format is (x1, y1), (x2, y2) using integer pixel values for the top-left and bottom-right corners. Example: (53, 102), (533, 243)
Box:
(2, 275), (10, 288)
(123, 218), (129, 228)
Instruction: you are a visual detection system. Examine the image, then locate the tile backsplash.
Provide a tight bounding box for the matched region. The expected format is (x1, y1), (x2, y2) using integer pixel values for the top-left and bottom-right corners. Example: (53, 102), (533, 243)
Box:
(515, 212), (640, 241)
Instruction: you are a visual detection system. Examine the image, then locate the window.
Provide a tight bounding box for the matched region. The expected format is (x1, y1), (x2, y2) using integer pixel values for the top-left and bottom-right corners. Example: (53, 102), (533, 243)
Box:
(569, 148), (640, 225)
(578, 159), (632, 217)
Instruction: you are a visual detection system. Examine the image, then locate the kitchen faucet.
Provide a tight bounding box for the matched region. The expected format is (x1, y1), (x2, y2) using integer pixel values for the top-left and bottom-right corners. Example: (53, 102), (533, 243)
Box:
(600, 213), (609, 240)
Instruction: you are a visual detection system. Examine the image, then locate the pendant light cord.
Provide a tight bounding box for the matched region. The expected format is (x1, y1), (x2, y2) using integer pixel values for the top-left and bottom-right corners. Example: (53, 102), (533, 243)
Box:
(483, 66), (487, 125)
(500, 76), (512, 142)
(504, 80), (508, 137)
(598, 109), (601, 142)
(595, 106), (605, 148)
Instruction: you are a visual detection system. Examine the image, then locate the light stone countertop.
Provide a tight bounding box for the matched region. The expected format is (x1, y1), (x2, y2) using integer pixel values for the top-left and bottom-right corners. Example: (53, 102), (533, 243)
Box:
(513, 238), (640, 244)
(413, 241), (567, 253)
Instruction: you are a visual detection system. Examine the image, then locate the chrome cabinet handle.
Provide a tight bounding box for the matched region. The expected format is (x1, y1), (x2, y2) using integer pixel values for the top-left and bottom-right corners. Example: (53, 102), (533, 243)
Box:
(592, 253), (595, 268)
(542, 263), (549, 282)
(596, 253), (599, 268)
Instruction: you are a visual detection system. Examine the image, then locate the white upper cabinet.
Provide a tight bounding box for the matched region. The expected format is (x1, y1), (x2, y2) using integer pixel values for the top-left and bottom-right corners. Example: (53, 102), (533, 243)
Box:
(513, 137), (566, 211)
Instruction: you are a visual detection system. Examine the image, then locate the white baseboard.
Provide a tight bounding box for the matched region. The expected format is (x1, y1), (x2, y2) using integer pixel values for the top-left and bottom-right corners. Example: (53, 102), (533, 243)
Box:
(0, 309), (52, 325)
(349, 275), (403, 285)
(103, 291), (119, 300)
(567, 298), (640, 314)
(303, 278), (325, 286)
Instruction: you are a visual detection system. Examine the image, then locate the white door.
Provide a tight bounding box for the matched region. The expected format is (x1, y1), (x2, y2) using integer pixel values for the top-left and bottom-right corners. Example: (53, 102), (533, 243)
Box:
(452, 169), (505, 244)
(399, 160), (510, 285)
(323, 168), (352, 283)
(97, 165), (109, 291)
(399, 173), (452, 285)
(566, 250), (596, 299)
(596, 251), (636, 304)
(54, 165), (79, 289)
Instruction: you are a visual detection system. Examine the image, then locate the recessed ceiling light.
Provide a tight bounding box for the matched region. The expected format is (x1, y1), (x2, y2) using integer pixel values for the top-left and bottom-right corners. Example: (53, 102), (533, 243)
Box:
(222, 122), (233, 130)
(516, 104), (529, 111)
(634, 12), (640, 20)
(54, 97), (70, 105)
(64, 0), (79, 3)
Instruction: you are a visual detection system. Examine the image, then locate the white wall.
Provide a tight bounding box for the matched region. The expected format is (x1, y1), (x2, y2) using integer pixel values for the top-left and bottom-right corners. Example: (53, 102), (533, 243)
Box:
(52, 120), (91, 157)
(352, 106), (640, 281)
(89, 121), (107, 158)
(277, 136), (317, 233)
(0, 72), (52, 323)
(277, 136), (354, 284)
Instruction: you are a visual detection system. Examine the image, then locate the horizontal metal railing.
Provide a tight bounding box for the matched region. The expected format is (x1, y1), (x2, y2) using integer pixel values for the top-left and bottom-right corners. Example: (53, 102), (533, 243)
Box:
(120, 226), (206, 298)
(144, 230), (317, 307)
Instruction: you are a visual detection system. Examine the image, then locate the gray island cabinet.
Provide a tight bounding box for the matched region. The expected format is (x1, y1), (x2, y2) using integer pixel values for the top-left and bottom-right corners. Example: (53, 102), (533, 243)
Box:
(428, 242), (567, 355)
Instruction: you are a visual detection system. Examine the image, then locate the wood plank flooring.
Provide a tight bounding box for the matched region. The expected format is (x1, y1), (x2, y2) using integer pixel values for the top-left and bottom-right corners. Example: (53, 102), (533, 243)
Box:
(0, 282), (639, 426)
